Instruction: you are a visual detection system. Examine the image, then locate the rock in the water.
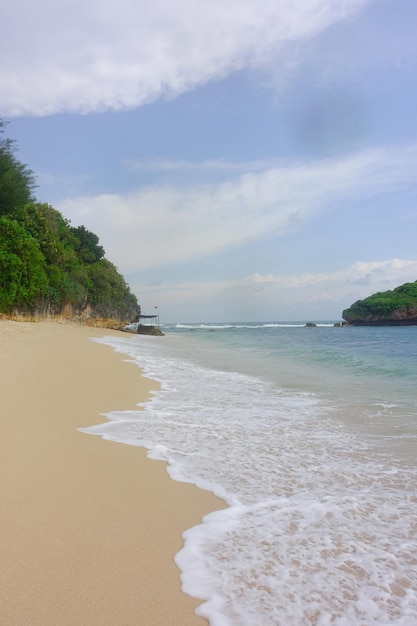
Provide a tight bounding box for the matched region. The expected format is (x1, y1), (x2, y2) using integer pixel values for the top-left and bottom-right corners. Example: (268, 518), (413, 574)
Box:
(136, 324), (165, 336)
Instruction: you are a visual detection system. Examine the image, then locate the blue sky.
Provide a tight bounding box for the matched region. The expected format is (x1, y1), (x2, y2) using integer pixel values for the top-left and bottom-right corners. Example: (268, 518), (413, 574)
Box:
(2, 0), (417, 322)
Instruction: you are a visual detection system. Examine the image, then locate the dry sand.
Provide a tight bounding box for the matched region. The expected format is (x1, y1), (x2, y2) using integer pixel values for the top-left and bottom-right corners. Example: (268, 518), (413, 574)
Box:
(0, 320), (224, 625)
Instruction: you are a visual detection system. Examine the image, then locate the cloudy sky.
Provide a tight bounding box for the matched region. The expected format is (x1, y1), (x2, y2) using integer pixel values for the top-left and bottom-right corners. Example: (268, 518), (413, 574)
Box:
(2, 0), (417, 322)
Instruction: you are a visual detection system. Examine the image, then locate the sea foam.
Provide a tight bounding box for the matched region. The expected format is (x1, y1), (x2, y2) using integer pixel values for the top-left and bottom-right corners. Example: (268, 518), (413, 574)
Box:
(81, 330), (417, 625)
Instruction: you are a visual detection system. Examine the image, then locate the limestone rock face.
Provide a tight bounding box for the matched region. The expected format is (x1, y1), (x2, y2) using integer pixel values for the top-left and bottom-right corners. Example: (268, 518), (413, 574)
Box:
(342, 306), (417, 326)
(2, 302), (140, 331)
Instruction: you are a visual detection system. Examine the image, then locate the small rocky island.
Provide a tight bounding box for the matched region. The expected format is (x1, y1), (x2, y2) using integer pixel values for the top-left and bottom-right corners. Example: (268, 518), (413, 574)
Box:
(342, 280), (417, 326)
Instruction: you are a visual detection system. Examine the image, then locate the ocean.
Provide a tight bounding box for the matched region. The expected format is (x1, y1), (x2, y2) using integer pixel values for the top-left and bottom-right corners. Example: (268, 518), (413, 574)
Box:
(81, 322), (417, 625)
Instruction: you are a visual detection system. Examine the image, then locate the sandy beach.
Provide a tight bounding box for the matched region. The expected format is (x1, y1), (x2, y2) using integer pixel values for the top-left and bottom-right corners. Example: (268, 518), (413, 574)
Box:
(0, 320), (223, 625)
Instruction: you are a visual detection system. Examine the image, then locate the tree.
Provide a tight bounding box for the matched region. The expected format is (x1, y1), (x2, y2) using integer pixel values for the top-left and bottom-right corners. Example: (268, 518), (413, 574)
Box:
(0, 216), (48, 311)
(86, 258), (138, 320)
(70, 225), (105, 264)
(0, 120), (36, 216)
(16, 203), (76, 267)
(0, 122), (139, 321)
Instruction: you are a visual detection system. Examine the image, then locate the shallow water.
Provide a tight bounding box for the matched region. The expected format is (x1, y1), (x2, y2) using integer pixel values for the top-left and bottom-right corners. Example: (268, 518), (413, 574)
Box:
(81, 322), (417, 625)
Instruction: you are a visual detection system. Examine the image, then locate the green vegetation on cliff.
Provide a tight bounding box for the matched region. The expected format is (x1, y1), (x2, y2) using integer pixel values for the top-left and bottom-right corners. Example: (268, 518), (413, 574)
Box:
(342, 281), (417, 325)
(0, 120), (138, 321)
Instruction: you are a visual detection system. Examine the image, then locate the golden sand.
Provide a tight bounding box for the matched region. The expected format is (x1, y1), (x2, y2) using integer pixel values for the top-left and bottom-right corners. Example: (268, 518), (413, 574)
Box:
(0, 321), (223, 625)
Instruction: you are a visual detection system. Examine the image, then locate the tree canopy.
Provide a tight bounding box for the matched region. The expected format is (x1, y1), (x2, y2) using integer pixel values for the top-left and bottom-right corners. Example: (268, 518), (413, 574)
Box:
(0, 120), (36, 216)
(0, 121), (139, 322)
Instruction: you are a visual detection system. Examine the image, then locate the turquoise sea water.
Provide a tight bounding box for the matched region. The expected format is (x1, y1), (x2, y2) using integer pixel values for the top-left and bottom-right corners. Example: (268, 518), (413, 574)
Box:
(82, 322), (417, 625)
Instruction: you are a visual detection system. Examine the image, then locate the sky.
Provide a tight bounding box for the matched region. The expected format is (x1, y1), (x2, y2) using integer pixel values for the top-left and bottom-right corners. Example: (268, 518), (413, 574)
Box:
(2, 0), (417, 322)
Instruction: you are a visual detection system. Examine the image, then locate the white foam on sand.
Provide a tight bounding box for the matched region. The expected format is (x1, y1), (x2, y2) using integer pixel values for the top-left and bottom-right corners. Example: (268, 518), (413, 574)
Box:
(81, 333), (417, 625)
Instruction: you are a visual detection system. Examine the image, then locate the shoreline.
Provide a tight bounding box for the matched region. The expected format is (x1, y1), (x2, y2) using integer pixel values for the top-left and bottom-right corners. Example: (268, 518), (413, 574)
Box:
(0, 320), (224, 625)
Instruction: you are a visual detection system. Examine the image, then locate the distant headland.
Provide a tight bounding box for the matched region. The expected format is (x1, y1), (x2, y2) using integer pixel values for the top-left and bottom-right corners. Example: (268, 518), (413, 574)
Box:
(342, 280), (417, 326)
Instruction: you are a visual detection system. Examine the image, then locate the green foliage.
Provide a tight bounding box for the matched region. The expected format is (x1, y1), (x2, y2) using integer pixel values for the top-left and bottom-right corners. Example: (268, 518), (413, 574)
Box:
(0, 121), (36, 216)
(0, 121), (139, 320)
(70, 225), (105, 264)
(0, 216), (48, 311)
(86, 259), (139, 317)
(343, 281), (417, 320)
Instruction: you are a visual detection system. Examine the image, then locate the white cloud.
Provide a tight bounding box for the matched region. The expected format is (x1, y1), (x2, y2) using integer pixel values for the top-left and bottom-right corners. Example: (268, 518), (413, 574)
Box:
(1, 0), (369, 116)
(126, 158), (279, 175)
(135, 258), (417, 321)
(58, 142), (417, 274)
(238, 259), (417, 316)
(243, 258), (417, 289)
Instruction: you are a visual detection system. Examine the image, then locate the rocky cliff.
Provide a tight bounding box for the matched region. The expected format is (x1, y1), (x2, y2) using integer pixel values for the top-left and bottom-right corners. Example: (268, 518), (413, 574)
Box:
(2, 301), (141, 331)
